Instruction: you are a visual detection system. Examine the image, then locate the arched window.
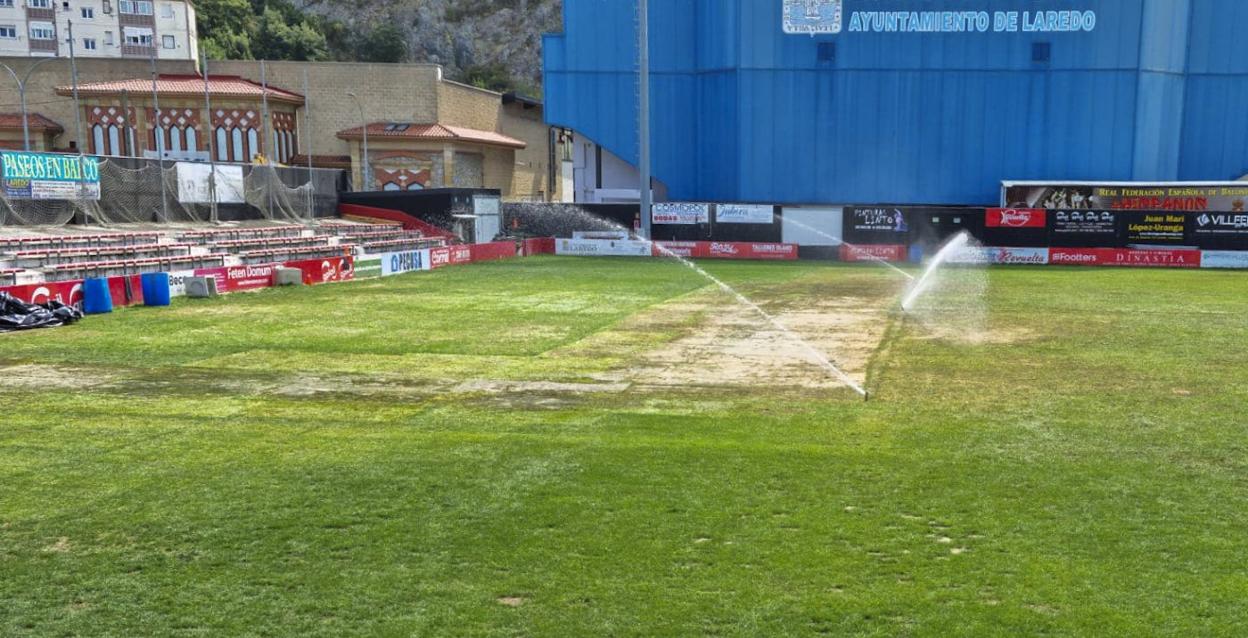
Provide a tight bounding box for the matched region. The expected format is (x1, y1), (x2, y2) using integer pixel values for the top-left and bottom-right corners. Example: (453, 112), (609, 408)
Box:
(170, 127), (183, 153)
(215, 127), (228, 162)
(185, 127), (197, 152)
(107, 126), (121, 156)
(246, 128), (258, 161)
(407, 182), (424, 191)
(231, 128), (244, 162)
(382, 182), (401, 191)
(92, 125), (105, 155)
(127, 128), (136, 156)
(153, 127), (165, 154)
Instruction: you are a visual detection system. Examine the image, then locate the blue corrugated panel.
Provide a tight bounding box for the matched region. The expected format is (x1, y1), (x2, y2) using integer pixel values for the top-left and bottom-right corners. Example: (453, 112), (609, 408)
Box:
(544, 0), (1248, 204)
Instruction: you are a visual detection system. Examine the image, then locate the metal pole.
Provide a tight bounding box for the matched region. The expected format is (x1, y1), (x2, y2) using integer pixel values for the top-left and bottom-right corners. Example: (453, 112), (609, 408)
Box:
(1, 58), (56, 152)
(18, 82), (30, 151)
(302, 67), (314, 220)
(638, 0), (652, 240)
(67, 21), (89, 213)
(150, 48), (169, 222)
(259, 59), (273, 217)
(346, 91), (369, 190)
(201, 55), (218, 223)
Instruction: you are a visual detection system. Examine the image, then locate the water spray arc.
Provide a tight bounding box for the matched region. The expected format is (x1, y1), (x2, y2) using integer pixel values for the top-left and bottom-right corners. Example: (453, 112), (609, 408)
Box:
(532, 205), (868, 397)
(901, 231), (971, 312)
(776, 214), (915, 281)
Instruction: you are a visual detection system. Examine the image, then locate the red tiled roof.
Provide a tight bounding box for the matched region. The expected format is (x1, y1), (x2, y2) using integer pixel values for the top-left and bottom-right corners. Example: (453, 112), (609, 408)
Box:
(55, 75), (304, 104)
(0, 112), (63, 132)
(335, 123), (526, 149)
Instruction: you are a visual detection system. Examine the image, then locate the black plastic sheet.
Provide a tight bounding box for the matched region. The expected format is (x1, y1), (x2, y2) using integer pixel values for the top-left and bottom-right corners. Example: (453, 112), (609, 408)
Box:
(0, 292), (84, 333)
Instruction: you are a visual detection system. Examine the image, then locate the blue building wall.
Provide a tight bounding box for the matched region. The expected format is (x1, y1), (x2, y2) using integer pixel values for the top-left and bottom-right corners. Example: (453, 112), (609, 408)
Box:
(544, 0), (1248, 205)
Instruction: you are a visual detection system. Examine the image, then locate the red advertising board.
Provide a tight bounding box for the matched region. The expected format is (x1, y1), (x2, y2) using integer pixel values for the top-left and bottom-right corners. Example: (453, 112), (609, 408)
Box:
(652, 241), (705, 258)
(0, 275), (144, 308)
(0, 280), (85, 307)
(193, 264), (278, 293)
(987, 208), (1046, 228)
(284, 256), (355, 285)
(469, 241), (519, 262)
(521, 237), (555, 256)
(1049, 248), (1202, 268)
(429, 245), (473, 269)
(840, 244), (907, 262)
(706, 242), (798, 260)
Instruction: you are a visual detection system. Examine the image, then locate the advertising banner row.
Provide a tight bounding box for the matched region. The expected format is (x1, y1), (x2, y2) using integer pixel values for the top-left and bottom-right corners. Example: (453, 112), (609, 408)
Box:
(945, 246), (1248, 269)
(1003, 182), (1248, 213)
(0, 241), (528, 308)
(554, 239), (798, 260)
(844, 206), (1248, 251)
(650, 203), (776, 226)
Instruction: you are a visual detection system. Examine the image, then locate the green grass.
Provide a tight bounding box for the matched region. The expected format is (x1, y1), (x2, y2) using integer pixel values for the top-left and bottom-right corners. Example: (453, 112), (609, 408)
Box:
(2, 256), (1246, 636)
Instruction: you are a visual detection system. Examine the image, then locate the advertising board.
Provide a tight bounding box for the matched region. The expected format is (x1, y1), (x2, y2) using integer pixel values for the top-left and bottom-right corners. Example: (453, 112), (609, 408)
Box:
(948, 246), (1049, 265)
(1199, 251), (1248, 269)
(1123, 212), (1187, 245)
(1191, 212), (1248, 242)
(840, 244), (906, 262)
(284, 256), (354, 285)
(556, 238), (650, 257)
(1005, 183), (1248, 212)
(175, 162), (247, 204)
(652, 203), (710, 225)
(379, 249), (432, 276)
(987, 208), (1045, 228)
(0, 151), (101, 200)
(716, 204), (775, 225)
(1049, 248), (1201, 268)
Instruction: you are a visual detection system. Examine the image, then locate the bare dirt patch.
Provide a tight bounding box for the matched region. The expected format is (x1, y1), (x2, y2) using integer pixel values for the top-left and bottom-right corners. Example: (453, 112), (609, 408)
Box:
(452, 380), (629, 394)
(1, 364), (113, 391)
(624, 291), (894, 390)
(496, 596), (527, 607)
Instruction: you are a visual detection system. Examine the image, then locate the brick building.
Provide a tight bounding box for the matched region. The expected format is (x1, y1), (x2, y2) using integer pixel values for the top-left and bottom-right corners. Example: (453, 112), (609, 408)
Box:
(0, 57), (564, 200)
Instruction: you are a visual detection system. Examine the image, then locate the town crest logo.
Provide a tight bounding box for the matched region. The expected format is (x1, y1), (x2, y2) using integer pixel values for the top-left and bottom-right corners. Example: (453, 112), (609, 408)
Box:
(783, 0), (843, 35)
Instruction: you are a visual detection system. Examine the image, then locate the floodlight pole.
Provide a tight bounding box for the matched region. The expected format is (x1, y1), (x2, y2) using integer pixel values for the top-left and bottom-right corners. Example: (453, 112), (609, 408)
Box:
(638, 0), (652, 240)
(150, 47), (169, 222)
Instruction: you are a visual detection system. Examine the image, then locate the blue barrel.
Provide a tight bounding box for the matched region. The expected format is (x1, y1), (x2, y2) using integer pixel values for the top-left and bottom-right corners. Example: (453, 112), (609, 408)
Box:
(141, 272), (171, 307)
(82, 277), (113, 315)
(908, 244), (924, 264)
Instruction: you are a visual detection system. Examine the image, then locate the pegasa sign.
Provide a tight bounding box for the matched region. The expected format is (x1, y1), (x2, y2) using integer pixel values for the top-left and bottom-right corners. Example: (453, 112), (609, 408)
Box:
(783, 0), (843, 35)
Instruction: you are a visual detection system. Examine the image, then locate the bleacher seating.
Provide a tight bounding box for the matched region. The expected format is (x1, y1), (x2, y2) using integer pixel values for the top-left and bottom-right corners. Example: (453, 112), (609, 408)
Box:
(359, 237), (448, 254)
(0, 231), (162, 251)
(210, 236), (338, 254)
(319, 219), (402, 232)
(237, 244), (355, 265)
(7, 244), (195, 268)
(44, 254), (229, 282)
(0, 220), (449, 289)
(176, 226), (307, 245)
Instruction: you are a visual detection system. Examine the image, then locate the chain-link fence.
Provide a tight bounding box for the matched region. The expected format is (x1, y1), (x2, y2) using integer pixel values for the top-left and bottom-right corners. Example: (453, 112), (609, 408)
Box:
(0, 156), (344, 227)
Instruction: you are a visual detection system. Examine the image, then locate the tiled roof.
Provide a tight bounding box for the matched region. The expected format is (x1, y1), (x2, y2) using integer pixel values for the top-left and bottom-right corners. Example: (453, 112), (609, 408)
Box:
(55, 75), (304, 104)
(335, 123), (526, 149)
(0, 112), (63, 132)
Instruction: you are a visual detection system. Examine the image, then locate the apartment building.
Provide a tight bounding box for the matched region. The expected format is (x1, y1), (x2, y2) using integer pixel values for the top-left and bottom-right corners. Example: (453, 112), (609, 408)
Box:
(0, 0), (197, 60)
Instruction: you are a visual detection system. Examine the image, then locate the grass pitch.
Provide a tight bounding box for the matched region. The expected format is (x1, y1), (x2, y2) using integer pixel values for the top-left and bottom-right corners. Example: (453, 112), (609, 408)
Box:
(2, 256), (1246, 636)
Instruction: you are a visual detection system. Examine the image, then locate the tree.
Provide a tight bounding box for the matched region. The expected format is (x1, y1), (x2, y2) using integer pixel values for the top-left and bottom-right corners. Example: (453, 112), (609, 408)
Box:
(196, 0), (256, 59)
(356, 23), (408, 63)
(253, 6), (329, 61)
